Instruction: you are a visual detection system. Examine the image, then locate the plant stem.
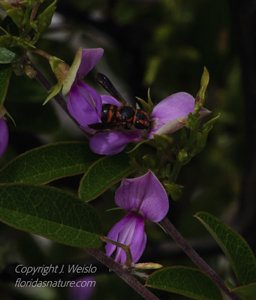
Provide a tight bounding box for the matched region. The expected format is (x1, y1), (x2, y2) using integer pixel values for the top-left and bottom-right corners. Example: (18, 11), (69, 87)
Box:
(170, 157), (183, 182)
(160, 217), (242, 300)
(30, 1), (40, 22)
(31, 48), (52, 60)
(170, 127), (198, 182)
(86, 248), (161, 300)
(183, 127), (198, 152)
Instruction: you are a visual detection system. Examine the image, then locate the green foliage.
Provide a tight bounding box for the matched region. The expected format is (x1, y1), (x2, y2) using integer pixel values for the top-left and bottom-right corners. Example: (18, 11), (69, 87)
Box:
(195, 212), (256, 286)
(0, 2), (24, 28)
(146, 266), (222, 300)
(0, 47), (22, 63)
(153, 134), (174, 150)
(230, 283), (256, 300)
(195, 67), (210, 110)
(0, 142), (101, 184)
(35, 0), (57, 34)
(189, 114), (220, 158)
(0, 0), (58, 50)
(0, 183), (102, 248)
(164, 183), (183, 201)
(79, 152), (138, 201)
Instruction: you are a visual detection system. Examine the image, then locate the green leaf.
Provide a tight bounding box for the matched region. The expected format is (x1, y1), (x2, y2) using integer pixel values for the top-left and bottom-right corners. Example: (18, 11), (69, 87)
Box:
(147, 87), (154, 109)
(79, 152), (138, 201)
(0, 2), (15, 12)
(190, 114), (220, 158)
(0, 142), (102, 184)
(0, 183), (102, 248)
(10, 36), (35, 50)
(195, 66), (210, 111)
(0, 46), (22, 63)
(231, 282), (256, 300)
(1, 4), (25, 28)
(43, 81), (62, 105)
(146, 266), (222, 300)
(36, 0), (57, 33)
(62, 48), (82, 96)
(153, 134), (174, 150)
(195, 212), (256, 286)
(142, 154), (158, 170)
(164, 183), (183, 201)
(0, 64), (12, 109)
(186, 112), (198, 130)
(136, 96), (151, 112)
(0, 35), (13, 48)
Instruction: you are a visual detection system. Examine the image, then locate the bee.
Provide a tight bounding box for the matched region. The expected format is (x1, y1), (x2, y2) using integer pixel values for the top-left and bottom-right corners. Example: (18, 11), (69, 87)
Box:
(88, 73), (150, 130)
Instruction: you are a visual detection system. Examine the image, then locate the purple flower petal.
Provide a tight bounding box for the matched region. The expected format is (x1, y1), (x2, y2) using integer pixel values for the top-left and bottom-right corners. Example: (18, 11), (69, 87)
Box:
(67, 81), (102, 127)
(114, 216), (137, 264)
(106, 212), (146, 264)
(0, 118), (8, 157)
(115, 171), (169, 222)
(149, 92), (195, 137)
(105, 214), (133, 258)
(89, 130), (142, 155)
(76, 48), (104, 82)
(152, 92), (195, 122)
(128, 217), (147, 263)
(64, 48), (103, 95)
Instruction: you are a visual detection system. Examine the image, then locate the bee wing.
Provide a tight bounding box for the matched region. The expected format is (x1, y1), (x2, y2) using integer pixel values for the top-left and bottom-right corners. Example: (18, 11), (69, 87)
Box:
(96, 73), (128, 106)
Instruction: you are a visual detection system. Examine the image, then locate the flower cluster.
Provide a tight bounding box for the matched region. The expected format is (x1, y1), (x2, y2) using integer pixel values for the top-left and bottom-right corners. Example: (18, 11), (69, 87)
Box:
(65, 48), (210, 156)
(105, 171), (169, 264)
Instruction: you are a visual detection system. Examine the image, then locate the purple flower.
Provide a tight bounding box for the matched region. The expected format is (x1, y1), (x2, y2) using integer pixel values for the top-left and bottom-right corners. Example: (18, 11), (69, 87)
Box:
(0, 117), (8, 158)
(89, 92), (210, 155)
(149, 92), (209, 138)
(65, 48), (104, 130)
(105, 171), (169, 264)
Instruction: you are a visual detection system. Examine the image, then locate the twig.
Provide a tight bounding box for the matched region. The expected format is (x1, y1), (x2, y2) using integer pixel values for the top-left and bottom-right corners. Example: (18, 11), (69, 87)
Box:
(30, 1), (40, 22)
(85, 248), (160, 300)
(160, 217), (242, 300)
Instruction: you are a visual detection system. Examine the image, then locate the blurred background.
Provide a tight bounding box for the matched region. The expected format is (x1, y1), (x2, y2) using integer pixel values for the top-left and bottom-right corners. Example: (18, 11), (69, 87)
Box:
(1, 0), (255, 299)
